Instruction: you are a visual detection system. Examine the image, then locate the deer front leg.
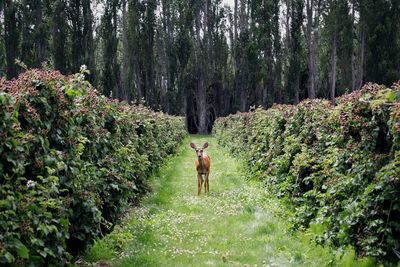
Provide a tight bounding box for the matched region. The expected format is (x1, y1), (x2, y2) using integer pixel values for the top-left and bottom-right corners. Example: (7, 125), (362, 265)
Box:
(198, 173), (203, 195)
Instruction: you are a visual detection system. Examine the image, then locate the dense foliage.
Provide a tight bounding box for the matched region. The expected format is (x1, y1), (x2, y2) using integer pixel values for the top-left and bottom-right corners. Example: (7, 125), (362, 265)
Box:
(214, 83), (400, 262)
(0, 68), (187, 265)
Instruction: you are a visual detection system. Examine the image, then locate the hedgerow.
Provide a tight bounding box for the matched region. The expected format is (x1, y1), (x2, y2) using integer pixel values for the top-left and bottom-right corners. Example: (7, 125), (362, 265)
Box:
(214, 83), (400, 263)
(0, 68), (187, 266)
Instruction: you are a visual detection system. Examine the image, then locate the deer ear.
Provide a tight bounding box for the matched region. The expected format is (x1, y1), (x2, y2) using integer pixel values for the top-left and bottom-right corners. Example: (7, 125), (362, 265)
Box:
(203, 142), (209, 149)
(190, 143), (197, 149)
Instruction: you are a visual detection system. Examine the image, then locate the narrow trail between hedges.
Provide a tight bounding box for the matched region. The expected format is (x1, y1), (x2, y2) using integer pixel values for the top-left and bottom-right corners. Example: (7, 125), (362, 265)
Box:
(85, 136), (344, 267)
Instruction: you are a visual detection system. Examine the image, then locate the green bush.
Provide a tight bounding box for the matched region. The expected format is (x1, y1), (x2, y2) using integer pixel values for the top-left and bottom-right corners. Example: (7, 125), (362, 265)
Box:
(214, 83), (400, 263)
(0, 69), (187, 266)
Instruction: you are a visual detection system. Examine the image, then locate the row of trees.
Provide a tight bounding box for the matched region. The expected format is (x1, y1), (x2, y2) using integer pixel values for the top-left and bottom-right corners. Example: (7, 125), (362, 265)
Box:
(0, 0), (399, 133)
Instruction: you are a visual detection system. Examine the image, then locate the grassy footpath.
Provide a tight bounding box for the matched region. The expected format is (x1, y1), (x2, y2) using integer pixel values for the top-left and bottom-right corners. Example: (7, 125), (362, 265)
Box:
(83, 136), (373, 267)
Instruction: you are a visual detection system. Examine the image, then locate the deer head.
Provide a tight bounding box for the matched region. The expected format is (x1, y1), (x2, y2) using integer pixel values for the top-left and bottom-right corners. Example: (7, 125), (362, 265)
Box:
(190, 142), (209, 158)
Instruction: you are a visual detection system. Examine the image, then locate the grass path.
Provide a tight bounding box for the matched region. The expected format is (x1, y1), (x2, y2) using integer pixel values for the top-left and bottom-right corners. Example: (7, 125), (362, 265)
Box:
(84, 136), (366, 267)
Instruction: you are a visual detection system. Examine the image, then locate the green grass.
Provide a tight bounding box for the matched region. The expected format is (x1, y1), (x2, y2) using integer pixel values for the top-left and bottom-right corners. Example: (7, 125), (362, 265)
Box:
(83, 135), (375, 267)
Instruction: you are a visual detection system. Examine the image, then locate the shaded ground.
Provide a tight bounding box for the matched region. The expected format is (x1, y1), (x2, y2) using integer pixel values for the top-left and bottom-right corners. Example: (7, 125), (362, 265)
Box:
(83, 136), (371, 267)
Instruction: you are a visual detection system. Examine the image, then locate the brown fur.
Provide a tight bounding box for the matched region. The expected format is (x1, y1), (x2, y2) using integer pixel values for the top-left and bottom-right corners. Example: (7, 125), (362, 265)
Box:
(190, 142), (211, 195)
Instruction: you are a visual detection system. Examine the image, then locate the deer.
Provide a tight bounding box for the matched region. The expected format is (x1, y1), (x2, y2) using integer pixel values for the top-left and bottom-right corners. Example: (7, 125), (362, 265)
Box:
(190, 142), (211, 195)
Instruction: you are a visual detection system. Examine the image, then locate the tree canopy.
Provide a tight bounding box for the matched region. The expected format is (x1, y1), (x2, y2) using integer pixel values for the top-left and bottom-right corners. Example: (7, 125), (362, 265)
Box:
(1, 0), (399, 133)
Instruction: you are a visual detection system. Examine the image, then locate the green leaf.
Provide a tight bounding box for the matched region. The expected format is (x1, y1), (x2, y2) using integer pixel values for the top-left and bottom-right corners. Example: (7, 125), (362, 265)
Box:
(3, 252), (15, 263)
(386, 91), (398, 102)
(16, 244), (29, 259)
(12, 239), (29, 259)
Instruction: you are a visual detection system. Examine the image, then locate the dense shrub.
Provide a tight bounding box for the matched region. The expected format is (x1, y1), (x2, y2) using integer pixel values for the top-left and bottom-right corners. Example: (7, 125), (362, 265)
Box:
(0, 69), (187, 266)
(214, 83), (400, 262)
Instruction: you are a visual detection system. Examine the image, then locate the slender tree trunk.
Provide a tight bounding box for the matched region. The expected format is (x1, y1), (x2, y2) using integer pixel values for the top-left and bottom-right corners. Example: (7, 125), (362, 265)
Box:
(112, 0), (121, 98)
(143, 0), (156, 106)
(135, 61), (143, 100)
(295, 75), (300, 104)
(285, 0), (291, 49)
(70, 0), (83, 72)
(272, 0), (282, 104)
(284, 0), (291, 102)
(4, 0), (18, 79)
(157, 28), (169, 113)
(351, 3), (356, 91)
(331, 30), (337, 104)
(121, 0), (131, 100)
(52, 0), (67, 73)
(306, 0), (316, 99)
(234, 0), (238, 43)
(159, 0), (172, 113)
(36, 1), (46, 66)
(238, 0), (249, 111)
(83, 0), (95, 82)
(195, 4), (208, 134)
(359, 28), (365, 89)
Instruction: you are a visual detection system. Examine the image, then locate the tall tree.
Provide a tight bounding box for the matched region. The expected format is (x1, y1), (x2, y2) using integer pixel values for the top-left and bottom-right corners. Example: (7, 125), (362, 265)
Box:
(4, 0), (18, 79)
(100, 0), (120, 97)
(0, 1), (7, 76)
(126, 0), (143, 100)
(193, 0), (208, 134)
(272, 0), (282, 104)
(82, 0), (95, 82)
(305, 0), (320, 99)
(143, 0), (157, 106)
(51, 0), (67, 73)
(68, 0), (83, 72)
(120, 0), (130, 100)
(364, 0), (400, 85)
(287, 0), (304, 103)
(19, 0), (48, 67)
(326, 0), (338, 103)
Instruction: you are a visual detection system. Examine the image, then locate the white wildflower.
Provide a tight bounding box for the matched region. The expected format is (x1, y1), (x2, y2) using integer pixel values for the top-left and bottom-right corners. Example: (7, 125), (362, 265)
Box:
(80, 64), (87, 72)
(27, 180), (36, 188)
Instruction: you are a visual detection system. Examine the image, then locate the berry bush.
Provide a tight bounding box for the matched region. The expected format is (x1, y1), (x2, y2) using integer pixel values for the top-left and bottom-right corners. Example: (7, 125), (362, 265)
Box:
(0, 69), (187, 265)
(214, 83), (400, 262)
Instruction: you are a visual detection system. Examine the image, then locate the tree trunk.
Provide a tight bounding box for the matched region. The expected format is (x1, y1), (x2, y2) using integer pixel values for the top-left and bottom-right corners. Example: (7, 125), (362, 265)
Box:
(112, 0), (121, 98)
(52, 0), (67, 73)
(306, 0), (316, 99)
(135, 61), (143, 100)
(273, 0), (282, 104)
(144, 0), (156, 106)
(359, 27), (365, 89)
(331, 30), (337, 104)
(121, 0), (131, 100)
(36, 1), (46, 66)
(283, 0), (291, 101)
(195, 4), (208, 134)
(295, 75), (300, 104)
(157, 28), (169, 113)
(82, 0), (95, 83)
(351, 3), (356, 91)
(70, 0), (83, 72)
(4, 0), (18, 79)
(197, 76), (208, 134)
(234, 0), (238, 43)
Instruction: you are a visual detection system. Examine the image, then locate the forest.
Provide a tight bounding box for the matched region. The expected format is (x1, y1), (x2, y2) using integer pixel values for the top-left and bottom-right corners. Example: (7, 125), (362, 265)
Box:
(1, 0), (399, 133)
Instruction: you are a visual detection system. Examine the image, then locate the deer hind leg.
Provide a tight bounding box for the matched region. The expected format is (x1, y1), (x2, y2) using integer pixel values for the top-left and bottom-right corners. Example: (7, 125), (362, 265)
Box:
(205, 172), (209, 193)
(198, 174), (203, 195)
